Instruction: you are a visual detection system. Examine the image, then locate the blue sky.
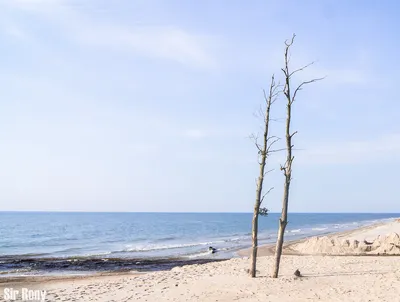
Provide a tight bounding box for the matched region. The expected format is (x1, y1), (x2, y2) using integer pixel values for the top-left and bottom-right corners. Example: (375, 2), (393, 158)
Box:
(0, 0), (399, 212)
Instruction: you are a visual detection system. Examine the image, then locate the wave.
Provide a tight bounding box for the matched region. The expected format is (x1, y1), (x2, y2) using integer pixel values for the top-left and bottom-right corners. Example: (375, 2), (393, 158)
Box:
(0, 252), (51, 258)
(223, 237), (245, 242)
(2, 216), (397, 263)
(183, 246), (232, 259)
(184, 251), (213, 259)
(0, 268), (33, 275)
(0, 238), (239, 261)
(312, 227), (328, 231)
(123, 241), (215, 253)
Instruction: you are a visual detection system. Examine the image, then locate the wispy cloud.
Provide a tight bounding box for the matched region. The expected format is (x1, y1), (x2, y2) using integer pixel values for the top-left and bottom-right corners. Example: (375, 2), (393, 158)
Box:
(74, 25), (216, 69)
(3, 0), (217, 69)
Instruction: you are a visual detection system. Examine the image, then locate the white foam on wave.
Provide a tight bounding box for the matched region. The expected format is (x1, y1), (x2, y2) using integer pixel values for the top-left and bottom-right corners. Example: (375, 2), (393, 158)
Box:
(312, 227), (328, 231)
(184, 251), (212, 259)
(183, 246), (231, 259)
(124, 241), (215, 253)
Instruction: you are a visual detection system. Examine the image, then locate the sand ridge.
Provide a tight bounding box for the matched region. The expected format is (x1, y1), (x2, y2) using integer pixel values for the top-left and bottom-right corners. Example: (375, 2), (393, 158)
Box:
(290, 220), (400, 255)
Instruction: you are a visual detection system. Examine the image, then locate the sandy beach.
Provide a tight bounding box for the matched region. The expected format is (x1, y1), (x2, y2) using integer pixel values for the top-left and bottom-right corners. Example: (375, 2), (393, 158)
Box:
(1, 219), (400, 302)
(239, 218), (400, 257)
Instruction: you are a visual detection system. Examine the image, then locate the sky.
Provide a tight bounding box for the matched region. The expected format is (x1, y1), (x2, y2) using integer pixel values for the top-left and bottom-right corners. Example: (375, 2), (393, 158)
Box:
(0, 0), (399, 213)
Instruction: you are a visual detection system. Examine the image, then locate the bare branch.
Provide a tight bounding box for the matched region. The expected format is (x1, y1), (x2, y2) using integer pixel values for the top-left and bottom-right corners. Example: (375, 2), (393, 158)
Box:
(249, 133), (258, 141)
(262, 89), (268, 103)
(260, 187), (274, 204)
(263, 168), (274, 177)
(269, 137), (281, 145)
(269, 147), (286, 153)
(270, 117), (285, 123)
(266, 137), (281, 153)
(283, 34), (296, 67)
(292, 77), (325, 104)
(249, 134), (262, 153)
(271, 84), (282, 99)
(266, 135), (279, 141)
(264, 187), (274, 195)
(289, 61), (315, 78)
(284, 33), (296, 46)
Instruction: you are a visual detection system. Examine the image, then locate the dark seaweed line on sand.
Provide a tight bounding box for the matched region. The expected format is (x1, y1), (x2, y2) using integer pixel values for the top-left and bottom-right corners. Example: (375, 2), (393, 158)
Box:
(0, 256), (228, 274)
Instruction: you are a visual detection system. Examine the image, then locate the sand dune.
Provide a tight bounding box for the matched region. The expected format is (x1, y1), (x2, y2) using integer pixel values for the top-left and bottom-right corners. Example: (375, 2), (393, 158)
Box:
(289, 219), (400, 255)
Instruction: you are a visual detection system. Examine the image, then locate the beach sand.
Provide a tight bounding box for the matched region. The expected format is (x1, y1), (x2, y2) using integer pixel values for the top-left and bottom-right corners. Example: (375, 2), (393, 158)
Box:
(1, 220), (400, 301)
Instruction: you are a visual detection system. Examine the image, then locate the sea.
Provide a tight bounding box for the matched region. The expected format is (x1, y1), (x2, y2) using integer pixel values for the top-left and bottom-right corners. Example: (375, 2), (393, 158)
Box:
(0, 212), (398, 277)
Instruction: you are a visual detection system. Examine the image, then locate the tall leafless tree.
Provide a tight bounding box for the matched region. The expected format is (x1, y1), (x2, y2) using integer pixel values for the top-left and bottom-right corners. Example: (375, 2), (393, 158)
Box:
(249, 75), (279, 278)
(272, 34), (323, 278)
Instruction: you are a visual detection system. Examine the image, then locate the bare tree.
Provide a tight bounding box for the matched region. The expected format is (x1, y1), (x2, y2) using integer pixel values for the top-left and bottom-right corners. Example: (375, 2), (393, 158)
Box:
(249, 75), (279, 278)
(272, 34), (323, 278)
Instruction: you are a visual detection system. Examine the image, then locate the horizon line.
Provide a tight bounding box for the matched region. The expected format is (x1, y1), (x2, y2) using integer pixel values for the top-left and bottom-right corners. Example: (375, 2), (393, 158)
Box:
(1, 210), (400, 214)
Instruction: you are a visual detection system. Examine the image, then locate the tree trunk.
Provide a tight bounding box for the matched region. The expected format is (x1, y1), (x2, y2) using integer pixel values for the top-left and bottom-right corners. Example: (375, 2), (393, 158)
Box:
(250, 171), (263, 277)
(249, 76), (276, 278)
(271, 34), (322, 278)
(271, 98), (293, 279)
(250, 204), (259, 277)
(272, 38), (293, 278)
(272, 175), (290, 278)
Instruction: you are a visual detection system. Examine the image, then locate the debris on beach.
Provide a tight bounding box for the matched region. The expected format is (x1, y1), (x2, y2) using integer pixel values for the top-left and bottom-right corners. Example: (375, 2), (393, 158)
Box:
(294, 269), (301, 277)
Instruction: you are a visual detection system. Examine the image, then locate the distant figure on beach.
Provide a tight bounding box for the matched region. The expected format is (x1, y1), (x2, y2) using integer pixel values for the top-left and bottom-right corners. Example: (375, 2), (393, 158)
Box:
(209, 246), (217, 254)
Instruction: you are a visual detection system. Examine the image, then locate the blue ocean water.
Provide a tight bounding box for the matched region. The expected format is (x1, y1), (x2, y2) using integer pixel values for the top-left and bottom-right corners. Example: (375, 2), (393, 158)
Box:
(1, 212), (398, 263)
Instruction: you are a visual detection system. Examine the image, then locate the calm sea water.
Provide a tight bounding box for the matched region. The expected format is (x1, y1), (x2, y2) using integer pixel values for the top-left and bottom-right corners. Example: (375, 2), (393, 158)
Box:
(0, 212), (398, 276)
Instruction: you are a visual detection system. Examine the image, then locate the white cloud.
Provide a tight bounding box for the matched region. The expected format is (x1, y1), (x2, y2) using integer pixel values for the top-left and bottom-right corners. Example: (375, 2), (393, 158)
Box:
(3, 0), (217, 69)
(74, 25), (216, 69)
(297, 134), (400, 165)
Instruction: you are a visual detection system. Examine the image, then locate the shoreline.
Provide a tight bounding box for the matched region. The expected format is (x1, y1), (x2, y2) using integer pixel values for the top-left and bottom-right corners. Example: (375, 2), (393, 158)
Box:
(1, 217), (398, 283)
